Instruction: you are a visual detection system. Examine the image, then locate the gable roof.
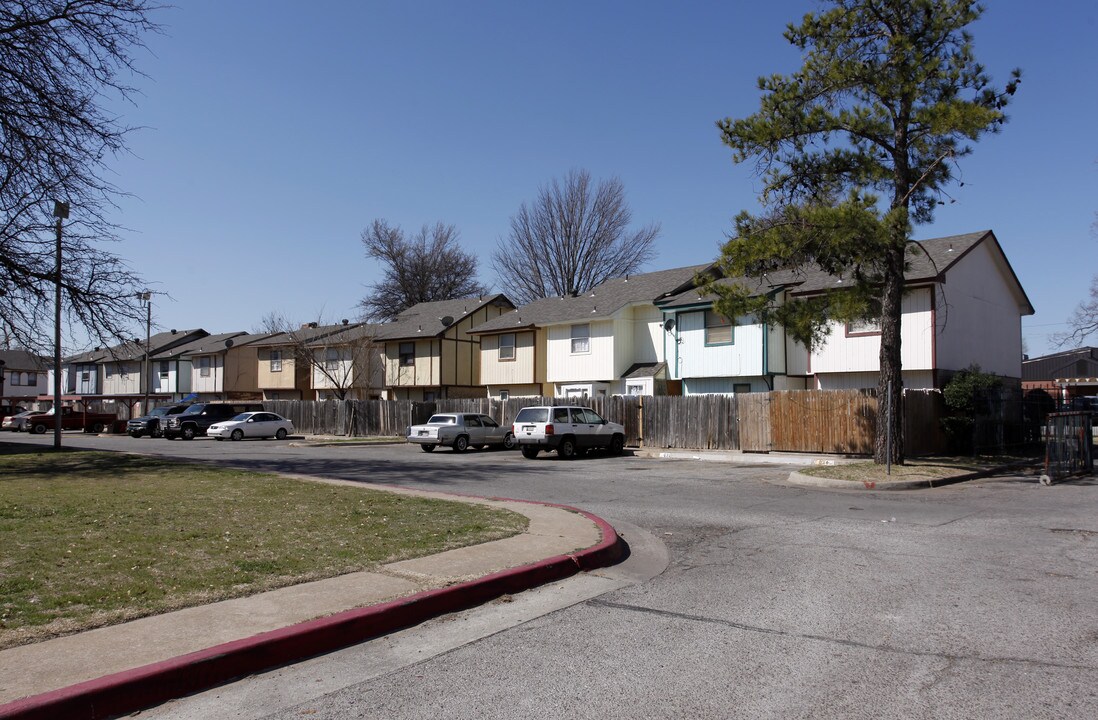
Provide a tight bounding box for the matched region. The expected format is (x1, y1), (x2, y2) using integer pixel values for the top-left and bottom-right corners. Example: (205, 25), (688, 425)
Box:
(152, 331), (276, 360)
(249, 324), (354, 348)
(0, 349), (49, 372)
(65, 329), (208, 364)
(376, 294), (515, 341)
(469, 265), (709, 335)
(1023, 347), (1098, 382)
(657, 231), (1034, 316)
(305, 323), (382, 347)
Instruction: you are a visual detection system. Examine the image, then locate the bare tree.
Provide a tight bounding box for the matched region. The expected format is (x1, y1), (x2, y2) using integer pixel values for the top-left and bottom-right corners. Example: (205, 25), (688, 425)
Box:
(1053, 276), (1098, 349)
(358, 220), (489, 321)
(492, 169), (660, 304)
(0, 1), (162, 353)
(261, 314), (383, 401)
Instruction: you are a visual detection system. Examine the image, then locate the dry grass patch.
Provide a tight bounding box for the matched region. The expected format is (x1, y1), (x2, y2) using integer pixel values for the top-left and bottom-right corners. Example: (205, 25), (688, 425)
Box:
(799, 455), (1038, 483)
(0, 445), (527, 649)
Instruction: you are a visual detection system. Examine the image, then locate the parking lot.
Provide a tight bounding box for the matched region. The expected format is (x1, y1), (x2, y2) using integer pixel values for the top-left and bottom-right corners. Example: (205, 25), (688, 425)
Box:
(4, 431), (1097, 719)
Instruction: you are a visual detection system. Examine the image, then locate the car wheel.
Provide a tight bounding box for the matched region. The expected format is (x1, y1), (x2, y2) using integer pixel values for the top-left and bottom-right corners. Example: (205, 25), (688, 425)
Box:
(90, 422), (106, 434)
(32, 423), (48, 435)
(453, 435), (469, 453)
(609, 434), (625, 456)
(557, 437), (577, 460)
(502, 432), (516, 450)
(275, 428), (288, 440)
(181, 425), (196, 441)
(231, 429), (244, 441)
(151, 423), (163, 438)
(420, 444), (436, 452)
(521, 445), (539, 459)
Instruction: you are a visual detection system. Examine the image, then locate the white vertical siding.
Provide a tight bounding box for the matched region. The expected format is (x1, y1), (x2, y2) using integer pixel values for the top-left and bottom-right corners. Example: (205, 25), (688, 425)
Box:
(813, 369), (935, 390)
(546, 320), (615, 382)
(934, 241), (1025, 378)
(629, 305), (664, 365)
(192, 355), (223, 393)
(612, 316), (634, 378)
(810, 287), (934, 374)
(672, 310), (765, 380)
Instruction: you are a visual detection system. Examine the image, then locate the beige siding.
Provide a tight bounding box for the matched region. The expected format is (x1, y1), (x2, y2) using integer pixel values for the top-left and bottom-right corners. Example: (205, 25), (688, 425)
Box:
(102, 361), (142, 395)
(224, 348), (260, 394)
(546, 319), (616, 383)
(481, 331), (538, 385)
(257, 347), (299, 390)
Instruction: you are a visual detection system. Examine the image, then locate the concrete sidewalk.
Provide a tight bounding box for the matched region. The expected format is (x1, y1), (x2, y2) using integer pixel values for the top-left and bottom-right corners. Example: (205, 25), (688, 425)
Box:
(0, 485), (625, 720)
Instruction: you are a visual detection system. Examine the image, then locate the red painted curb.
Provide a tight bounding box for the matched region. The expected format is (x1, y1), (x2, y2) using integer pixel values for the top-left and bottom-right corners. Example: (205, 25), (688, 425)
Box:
(0, 505), (624, 720)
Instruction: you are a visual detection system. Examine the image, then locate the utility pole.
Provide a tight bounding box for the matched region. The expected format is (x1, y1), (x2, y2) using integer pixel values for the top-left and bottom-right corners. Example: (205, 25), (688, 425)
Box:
(53, 200), (69, 450)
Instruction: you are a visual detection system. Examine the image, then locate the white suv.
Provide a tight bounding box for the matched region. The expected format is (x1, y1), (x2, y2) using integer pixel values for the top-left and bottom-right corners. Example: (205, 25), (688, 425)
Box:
(512, 405), (626, 459)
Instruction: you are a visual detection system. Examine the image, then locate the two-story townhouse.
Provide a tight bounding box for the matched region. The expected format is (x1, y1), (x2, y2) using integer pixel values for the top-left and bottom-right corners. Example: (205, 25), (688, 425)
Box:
(377, 295), (516, 401)
(0, 349), (49, 407)
(657, 230), (1033, 394)
(252, 323), (352, 401)
(98, 329), (209, 400)
(152, 332), (274, 401)
(470, 266), (708, 399)
(306, 323), (385, 400)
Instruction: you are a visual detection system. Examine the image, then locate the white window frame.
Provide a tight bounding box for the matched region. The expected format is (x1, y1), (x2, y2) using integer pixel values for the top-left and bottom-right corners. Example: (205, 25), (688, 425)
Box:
(570, 324), (590, 354)
(499, 333), (516, 361)
(324, 347), (340, 371)
(199, 356), (211, 377)
(270, 350), (282, 372)
(705, 310), (733, 346)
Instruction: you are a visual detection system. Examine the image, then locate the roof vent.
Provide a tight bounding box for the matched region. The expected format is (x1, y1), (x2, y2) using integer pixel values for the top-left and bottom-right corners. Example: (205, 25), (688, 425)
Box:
(170, 329), (177, 334)
(309, 322), (318, 328)
(224, 339), (234, 348)
(342, 319), (349, 325)
(440, 315), (454, 327)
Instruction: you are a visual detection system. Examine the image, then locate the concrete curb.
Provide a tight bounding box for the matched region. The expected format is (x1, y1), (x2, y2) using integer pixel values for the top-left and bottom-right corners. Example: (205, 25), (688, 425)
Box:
(0, 504), (625, 720)
(787, 459), (1042, 490)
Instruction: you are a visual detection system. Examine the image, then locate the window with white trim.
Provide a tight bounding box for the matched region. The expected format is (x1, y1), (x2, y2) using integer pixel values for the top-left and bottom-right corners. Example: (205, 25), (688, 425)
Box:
(325, 348), (339, 371)
(199, 356), (211, 377)
(270, 350), (282, 372)
(399, 343), (415, 366)
(570, 324), (590, 354)
(499, 333), (515, 361)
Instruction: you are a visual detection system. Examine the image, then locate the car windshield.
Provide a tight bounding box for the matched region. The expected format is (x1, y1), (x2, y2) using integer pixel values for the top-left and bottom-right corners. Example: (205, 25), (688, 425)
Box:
(514, 407), (548, 423)
(427, 415), (457, 424)
(148, 407), (170, 417)
(181, 405), (204, 415)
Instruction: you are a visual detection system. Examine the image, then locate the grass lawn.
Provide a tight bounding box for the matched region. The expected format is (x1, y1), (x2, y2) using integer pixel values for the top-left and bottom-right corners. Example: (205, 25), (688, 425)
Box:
(0, 445), (527, 649)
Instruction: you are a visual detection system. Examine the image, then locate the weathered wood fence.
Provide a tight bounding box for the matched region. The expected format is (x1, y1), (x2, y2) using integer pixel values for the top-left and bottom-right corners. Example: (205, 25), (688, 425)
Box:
(265, 388), (957, 456)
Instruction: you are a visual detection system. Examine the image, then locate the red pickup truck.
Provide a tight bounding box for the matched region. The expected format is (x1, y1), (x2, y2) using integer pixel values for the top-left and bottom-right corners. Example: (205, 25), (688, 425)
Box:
(25, 406), (117, 434)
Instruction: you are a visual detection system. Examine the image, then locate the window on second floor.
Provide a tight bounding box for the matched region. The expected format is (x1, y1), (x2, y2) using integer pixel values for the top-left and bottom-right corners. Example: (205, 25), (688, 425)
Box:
(570, 324), (590, 354)
(105, 364), (114, 378)
(269, 350), (282, 372)
(705, 310), (733, 345)
(499, 333), (516, 361)
(399, 342), (415, 366)
(324, 348), (339, 371)
(27, 372), (37, 385)
(9, 372), (20, 386)
(199, 356), (211, 377)
(81, 371), (90, 383)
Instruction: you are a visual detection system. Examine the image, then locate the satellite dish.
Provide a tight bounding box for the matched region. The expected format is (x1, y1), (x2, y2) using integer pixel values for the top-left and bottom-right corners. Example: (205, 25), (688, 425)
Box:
(440, 316), (455, 327)
(663, 318), (676, 332)
(224, 339), (234, 348)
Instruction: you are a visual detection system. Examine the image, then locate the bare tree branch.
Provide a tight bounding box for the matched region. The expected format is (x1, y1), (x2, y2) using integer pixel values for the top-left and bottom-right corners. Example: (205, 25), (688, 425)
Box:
(358, 219), (489, 322)
(491, 169), (659, 304)
(0, 0), (163, 353)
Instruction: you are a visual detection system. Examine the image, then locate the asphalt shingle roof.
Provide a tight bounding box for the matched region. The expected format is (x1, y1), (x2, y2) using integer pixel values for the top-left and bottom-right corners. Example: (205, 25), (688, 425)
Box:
(151, 331), (276, 359)
(470, 266), (710, 334)
(657, 231), (1033, 314)
(377, 295), (515, 340)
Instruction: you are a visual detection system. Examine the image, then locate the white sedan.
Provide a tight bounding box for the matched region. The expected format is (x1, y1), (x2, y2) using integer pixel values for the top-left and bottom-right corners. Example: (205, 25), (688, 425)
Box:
(208, 411), (294, 441)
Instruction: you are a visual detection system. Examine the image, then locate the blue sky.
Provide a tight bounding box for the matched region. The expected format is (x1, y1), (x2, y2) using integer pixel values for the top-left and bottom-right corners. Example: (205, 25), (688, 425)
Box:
(101, 0), (1097, 358)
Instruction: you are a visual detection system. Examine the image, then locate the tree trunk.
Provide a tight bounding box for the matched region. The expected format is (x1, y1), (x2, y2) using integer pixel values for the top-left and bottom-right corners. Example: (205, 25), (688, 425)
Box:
(875, 242), (906, 465)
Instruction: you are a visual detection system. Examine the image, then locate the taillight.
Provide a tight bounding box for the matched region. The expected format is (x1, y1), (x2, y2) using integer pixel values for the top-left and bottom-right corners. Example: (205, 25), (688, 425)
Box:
(545, 423), (554, 435)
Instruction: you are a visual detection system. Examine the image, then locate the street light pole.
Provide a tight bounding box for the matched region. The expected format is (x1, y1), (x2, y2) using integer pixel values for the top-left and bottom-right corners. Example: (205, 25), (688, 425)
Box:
(53, 200), (69, 450)
(138, 291), (151, 412)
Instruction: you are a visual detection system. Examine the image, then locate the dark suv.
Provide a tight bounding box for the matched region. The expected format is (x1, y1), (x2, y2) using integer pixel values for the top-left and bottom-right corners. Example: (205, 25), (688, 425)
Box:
(163, 402), (264, 440)
(127, 404), (190, 438)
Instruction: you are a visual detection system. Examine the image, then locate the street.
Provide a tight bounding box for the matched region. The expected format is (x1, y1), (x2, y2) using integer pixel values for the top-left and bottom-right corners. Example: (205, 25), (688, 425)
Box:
(5, 432), (1097, 719)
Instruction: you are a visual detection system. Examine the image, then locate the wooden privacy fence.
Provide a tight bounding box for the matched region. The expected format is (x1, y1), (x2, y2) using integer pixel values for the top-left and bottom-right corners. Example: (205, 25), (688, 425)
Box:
(263, 389), (955, 456)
